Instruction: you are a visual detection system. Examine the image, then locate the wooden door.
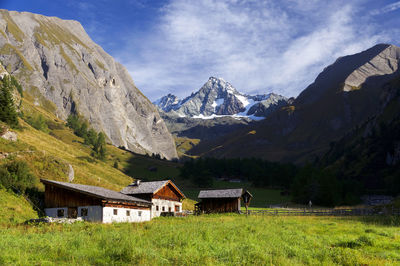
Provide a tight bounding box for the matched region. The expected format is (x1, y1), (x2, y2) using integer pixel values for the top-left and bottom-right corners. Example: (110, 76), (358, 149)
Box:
(68, 207), (78, 218)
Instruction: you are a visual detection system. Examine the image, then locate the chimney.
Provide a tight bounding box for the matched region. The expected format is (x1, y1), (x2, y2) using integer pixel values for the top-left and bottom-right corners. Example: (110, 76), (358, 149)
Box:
(130, 179), (141, 186)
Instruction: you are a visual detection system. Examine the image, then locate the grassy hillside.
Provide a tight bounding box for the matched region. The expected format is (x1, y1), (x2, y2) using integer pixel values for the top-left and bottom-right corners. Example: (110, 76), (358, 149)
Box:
(6, 84), (185, 187)
(0, 189), (38, 225)
(0, 81), (194, 221)
(0, 215), (399, 264)
(174, 136), (200, 158)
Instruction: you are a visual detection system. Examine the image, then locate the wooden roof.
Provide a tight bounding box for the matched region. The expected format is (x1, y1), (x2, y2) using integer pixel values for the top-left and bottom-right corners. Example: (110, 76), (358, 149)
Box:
(198, 188), (252, 199)
(120, 180), (185, 198)
(41, 179), (152, 205)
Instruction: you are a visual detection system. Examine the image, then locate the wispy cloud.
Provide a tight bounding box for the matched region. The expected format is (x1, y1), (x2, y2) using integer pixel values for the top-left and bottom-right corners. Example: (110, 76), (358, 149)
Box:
(117, 0), (393, 100)
(371, 1), (400, 15)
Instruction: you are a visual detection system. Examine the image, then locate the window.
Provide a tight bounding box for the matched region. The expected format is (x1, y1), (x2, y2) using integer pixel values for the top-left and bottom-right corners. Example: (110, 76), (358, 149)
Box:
(113, 209), (118, 215)
(168, 207), (171, 212)
(175, 205), (180, 212)
(126, 210), (130, 216)
(57, 209), (64, 217)
(162, 206), (165, 212)
(81, 208), (88, 216)
(156, 206), (159, 211)
(138, 211), (142, 217)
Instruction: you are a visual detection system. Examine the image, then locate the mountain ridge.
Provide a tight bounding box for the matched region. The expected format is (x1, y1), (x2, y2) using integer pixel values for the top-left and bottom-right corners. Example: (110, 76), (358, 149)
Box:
(0, 9), (177, 159)
(189, 43), (400, 162)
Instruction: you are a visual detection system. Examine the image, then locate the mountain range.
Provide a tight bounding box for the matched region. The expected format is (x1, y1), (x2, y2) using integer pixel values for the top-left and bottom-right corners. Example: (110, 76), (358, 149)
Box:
(0, 9), (177, 159)
(154, 77), (289, 120)
(190, 44), (400, 163)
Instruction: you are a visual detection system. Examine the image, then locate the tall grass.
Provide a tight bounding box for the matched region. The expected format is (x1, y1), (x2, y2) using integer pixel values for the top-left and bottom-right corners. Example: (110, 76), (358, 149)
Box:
(0, 215), (399, 265)
(0, 188), (38, 224)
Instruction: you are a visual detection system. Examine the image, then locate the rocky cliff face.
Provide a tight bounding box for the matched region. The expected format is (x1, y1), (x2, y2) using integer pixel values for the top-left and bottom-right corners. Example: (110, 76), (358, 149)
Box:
(0, 10), (177, 159)
(154, 77), (288, 119)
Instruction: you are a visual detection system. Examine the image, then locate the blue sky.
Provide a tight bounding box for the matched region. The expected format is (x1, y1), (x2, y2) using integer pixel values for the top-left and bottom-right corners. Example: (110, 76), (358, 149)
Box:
(1, 0), (400, 100)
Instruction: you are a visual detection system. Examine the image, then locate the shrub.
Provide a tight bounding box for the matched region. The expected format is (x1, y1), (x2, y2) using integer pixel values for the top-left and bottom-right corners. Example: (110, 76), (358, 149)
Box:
(0, 160), (37, 193)
(10, 76), (23, 97)
(0, 122), (8, 135)
(25, 114), (49, 132)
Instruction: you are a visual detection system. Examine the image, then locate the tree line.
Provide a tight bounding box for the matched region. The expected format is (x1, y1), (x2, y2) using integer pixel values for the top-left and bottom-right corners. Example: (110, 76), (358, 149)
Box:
(180, 157), (363, 206)
(66, 114), (107, 160)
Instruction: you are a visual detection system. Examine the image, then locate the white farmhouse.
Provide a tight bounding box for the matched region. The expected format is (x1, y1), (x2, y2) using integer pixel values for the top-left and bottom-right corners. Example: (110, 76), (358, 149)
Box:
(41, 179), (152, 223)
(121, 180), (185, 218)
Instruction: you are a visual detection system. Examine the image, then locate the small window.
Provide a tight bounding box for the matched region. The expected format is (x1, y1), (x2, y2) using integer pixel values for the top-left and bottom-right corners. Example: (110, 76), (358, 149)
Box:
(156, 206), (159, 211)
(168, 207), (171, 212)
(81, 208), (88, 216)
(113, 209), (118, 215)
(126, 210), (130, 216)
(57, 209), (64, 217)
(138, 211), (142, 217)
(162, 206), (165, 212)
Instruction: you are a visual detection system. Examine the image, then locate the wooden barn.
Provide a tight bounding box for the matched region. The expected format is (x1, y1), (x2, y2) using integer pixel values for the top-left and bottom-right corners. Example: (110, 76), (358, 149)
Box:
(41, 179), (152, 223)
(120, 180), (185, 217)
(195, 188), (253, 214)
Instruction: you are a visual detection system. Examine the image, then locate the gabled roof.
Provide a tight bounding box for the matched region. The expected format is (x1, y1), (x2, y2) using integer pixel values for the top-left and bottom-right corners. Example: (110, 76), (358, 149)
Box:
(198, 188), (251, 199)
(41, 179), (152, 205)
(120, 180), (185, 198)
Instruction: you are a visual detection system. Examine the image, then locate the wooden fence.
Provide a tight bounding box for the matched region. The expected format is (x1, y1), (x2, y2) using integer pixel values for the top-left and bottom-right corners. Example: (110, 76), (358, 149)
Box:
(245, 208), (400, 216)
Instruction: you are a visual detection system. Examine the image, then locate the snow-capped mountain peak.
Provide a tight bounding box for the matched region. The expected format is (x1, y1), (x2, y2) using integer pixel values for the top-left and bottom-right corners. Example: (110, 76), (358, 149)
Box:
(153, 77), (289, 120)
(153, 93), (182, 112)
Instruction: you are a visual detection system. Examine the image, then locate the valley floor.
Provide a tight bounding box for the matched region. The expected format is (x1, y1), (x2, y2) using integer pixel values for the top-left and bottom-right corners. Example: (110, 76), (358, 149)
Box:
(1, 215), (399, 265)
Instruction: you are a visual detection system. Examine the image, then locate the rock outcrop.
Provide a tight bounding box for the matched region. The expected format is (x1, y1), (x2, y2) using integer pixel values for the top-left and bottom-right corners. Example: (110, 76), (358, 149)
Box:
(0, 61), (7, 79)
(0, 10), (177, 159)
(1, 130), (17, 142)
(343, 45), (400, 92)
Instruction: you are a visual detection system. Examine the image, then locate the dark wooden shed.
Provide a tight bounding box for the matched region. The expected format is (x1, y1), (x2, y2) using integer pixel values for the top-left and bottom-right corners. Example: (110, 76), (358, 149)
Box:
(195, 188), (253, 214)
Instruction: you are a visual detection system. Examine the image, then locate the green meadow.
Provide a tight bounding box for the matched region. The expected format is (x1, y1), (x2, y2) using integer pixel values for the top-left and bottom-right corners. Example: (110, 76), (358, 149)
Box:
(0, 215), (399, 265)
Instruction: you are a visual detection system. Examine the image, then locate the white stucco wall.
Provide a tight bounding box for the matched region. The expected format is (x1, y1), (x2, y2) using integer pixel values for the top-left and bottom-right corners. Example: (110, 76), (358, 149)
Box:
(45, 206), (151, 223)
(45, 207), (68, 218)
(102, 207), (151, 223)
(151, 199), (182, 217)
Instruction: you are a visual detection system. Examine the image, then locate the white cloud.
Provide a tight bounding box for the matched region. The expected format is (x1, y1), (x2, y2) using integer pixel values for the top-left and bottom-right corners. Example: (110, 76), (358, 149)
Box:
(117, 0), (393, 100)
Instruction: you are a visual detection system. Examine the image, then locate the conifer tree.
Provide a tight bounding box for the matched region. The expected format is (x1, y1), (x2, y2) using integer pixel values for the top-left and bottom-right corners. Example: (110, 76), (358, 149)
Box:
(94, 132), (106, 160)
(0, 76), (19, 128)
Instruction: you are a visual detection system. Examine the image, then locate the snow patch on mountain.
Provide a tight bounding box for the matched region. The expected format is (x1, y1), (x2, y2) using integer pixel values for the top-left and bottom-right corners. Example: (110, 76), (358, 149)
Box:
(236, 94), (250, 107)
(212, 98), (225, 111)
